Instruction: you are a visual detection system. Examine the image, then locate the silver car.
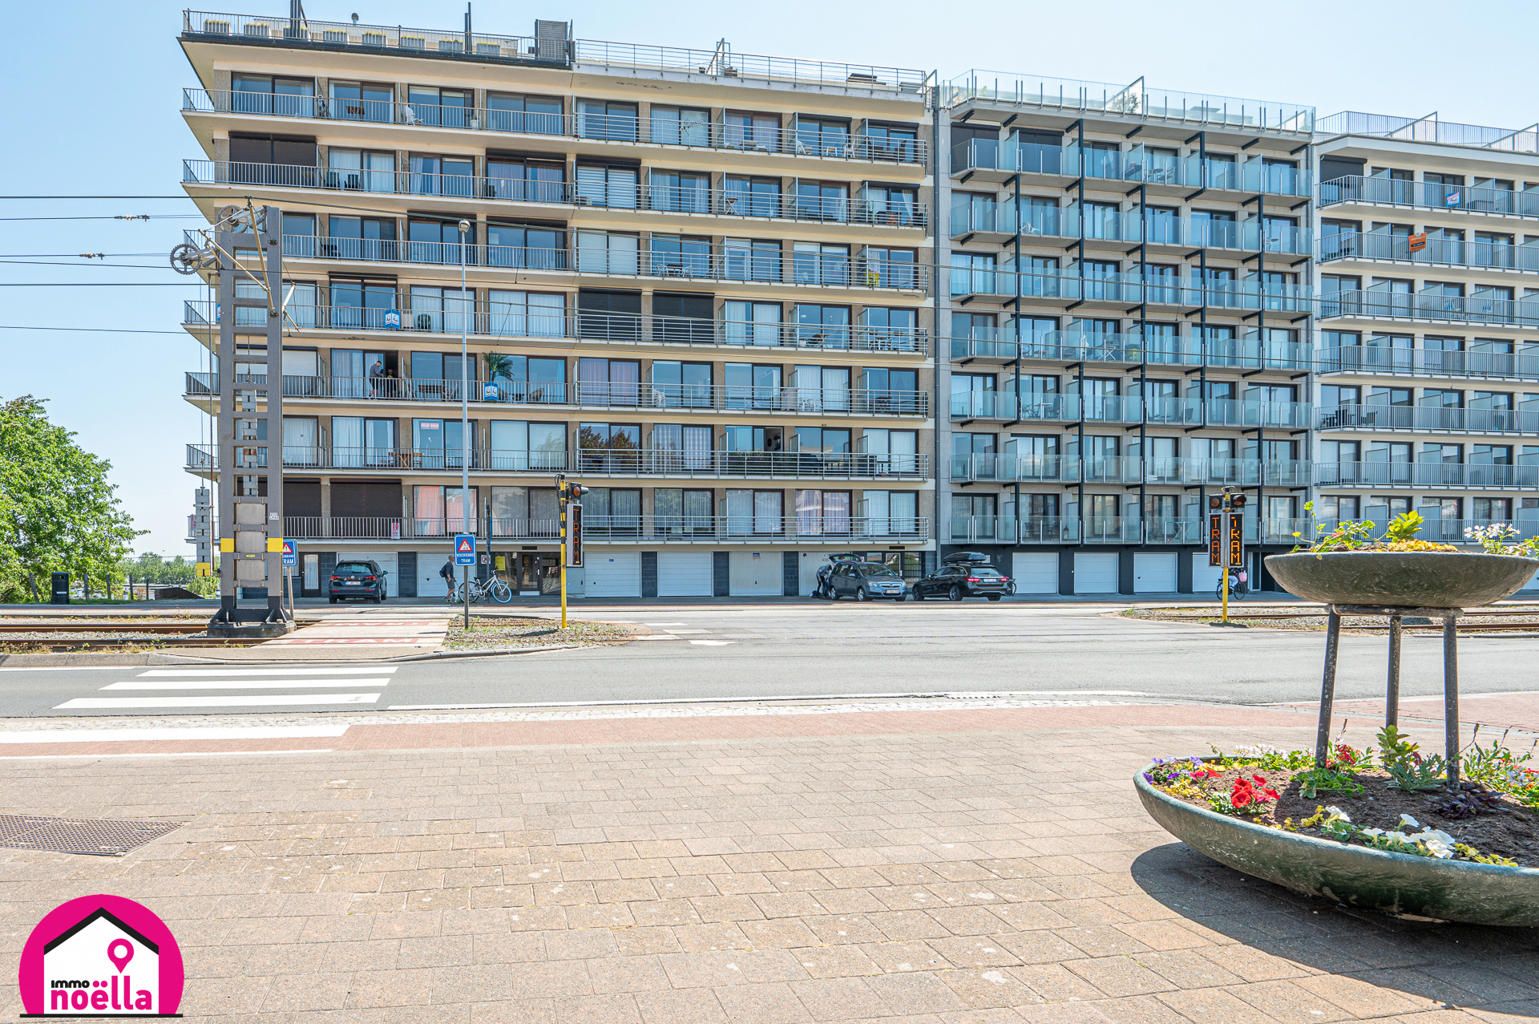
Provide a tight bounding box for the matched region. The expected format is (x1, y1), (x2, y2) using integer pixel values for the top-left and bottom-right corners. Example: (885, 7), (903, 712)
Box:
(828, 561), (908, 601)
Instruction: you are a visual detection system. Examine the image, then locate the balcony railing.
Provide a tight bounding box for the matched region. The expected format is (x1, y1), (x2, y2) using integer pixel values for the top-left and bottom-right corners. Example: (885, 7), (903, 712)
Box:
(949, 514), (1316, 546)
(1320, 230), (1539, 273)
(949, 392), (1309, 428)
(236, 231), (928, 293)
(1314, 461), (1539, 490)
(181, 12), (928, 96)
(183, 87), (928, 165)
(182, 300), (927, 355)
(1318, 344), (1539, 382)
(948, 266), (1310, 313)
(949, 329), (1313, 372)
(949, 454), (1078, 483)
(949, 455), (1311, 487)
(280, 513), (929, 544)
(181, 160), (927, 227)
(1320, 175), (1539, 220)
(1318, 403), (1539, 435)
(1320, 288), (1539, 329)
(948, 138), (1309, 196)
(185, 373), (928, 418)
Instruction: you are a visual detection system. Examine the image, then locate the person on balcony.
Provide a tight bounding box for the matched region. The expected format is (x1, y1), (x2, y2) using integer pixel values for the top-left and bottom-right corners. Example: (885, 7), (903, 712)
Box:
(368, 358), (385, 398)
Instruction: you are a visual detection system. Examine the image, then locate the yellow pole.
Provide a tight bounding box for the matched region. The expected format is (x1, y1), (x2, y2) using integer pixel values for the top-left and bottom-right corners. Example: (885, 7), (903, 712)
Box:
(1221, 509), (1230, 624)
(560, 543), (568, 629)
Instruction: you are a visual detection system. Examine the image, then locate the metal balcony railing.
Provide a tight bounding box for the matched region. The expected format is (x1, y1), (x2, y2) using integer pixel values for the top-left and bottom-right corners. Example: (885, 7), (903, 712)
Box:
(1320, 175), (1539, 220)
(949, 392), (1309, 428)
(281, 513), (929, 544)
(948, 455), (1311, 487)
(181, 300), (928, 355)
(180, 161), (926, 227)
(1320, 287), (1539, 328)
(948, 266), (1310, 313)
(239, 231), (928, 292)
(1318, 403), (1539, 435)
(185, 373), (928, 418)
(182, 87), (928, 165)
(948, 329), (1313, 372)
(1320, 229), (1539, 273)
(181, 12), (929, 96)
(1313, 461), (1539, 490)
(1319, 344), (1539, 382)
(948, 454), (1078, 483)
(949, 514), (1313, 546)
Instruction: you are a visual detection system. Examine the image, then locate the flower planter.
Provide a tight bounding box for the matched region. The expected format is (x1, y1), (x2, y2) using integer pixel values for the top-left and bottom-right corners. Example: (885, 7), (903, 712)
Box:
(1136, 764), (1539, 926)
(1265, 551), (1539, 609)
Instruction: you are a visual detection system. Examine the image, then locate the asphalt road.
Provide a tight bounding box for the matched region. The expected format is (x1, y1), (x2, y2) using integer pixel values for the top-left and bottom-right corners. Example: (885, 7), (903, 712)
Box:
(0, 603), (1532, 717)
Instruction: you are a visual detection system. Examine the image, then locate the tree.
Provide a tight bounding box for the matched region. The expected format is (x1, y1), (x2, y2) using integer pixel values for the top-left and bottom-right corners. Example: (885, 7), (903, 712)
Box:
(0, 396), (139, 601)
(117, 552), (217, 598)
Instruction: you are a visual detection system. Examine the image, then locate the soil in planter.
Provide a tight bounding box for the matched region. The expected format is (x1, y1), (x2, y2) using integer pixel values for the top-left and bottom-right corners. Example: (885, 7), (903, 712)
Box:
(1156, 764), (1539, 866)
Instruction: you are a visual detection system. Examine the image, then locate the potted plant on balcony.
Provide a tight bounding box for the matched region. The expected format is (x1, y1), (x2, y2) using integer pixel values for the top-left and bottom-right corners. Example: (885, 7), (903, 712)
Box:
(483, 353), (514, 403)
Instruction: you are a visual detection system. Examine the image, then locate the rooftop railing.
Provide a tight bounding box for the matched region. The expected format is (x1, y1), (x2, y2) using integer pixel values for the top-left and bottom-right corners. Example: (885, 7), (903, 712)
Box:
(180, 160), (927, 227)
(184, 88), (929, 166)
(181, 11), (928, 95)
(943, 71), (1314, 134)
(1318, 111), (1539, 154)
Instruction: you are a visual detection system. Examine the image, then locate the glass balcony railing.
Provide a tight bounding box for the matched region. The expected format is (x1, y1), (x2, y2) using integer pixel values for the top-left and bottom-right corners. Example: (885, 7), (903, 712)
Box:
(1320, 175), (1539, 219)
(1313, 462), (1539, 490)
(1321, 288), (1539, 328)
(1320, 230), (1539, 273)
(1318, 403), (1539, 434)
(949, 391), (1310, 428)
(1318, 344), (1539, 382)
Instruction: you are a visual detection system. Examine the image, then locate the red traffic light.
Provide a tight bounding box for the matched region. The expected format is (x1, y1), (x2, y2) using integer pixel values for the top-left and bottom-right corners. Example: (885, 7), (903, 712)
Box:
(567, 482), (585, 501)
(1231, 494), (1247, 508)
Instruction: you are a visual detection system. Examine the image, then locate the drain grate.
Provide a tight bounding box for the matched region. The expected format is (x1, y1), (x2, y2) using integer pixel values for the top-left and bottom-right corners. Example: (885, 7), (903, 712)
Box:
(0, 814), (184, 857)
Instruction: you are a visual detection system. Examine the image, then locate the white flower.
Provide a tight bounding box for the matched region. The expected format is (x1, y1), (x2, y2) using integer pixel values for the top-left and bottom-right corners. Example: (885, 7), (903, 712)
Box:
(1324, 806), (1351, 822)
(1398, 813), (1420, 830)
(1359, 827), (1384, 838)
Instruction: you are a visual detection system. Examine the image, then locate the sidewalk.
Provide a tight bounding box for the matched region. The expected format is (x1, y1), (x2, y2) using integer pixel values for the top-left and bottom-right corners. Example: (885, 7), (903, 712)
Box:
(0, 701), (1535, 1022)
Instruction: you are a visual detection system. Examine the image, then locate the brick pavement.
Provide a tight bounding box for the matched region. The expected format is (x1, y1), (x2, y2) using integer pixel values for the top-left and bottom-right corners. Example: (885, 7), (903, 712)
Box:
(0, 705), (1536, 1023)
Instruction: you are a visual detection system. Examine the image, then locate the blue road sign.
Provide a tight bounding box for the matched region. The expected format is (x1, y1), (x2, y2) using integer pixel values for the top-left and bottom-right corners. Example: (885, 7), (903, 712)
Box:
(454, 533), (477, 566)
(280, 539), (297, 567)
(384, 309), (402, 329)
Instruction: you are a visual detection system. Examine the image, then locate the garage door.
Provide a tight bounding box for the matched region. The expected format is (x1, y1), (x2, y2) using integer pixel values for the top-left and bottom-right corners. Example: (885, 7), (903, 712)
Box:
(338, 551), (399, 597)
(1133, 553), (1178, 594)
(729, 551), (782, 596)
(1073, 552), (1119, 594)
(583, 552), (642, 598)
(1191, 553), (1224, 595)
(416, 554), (451, 598)
(657, 552), (714, 597)
(1011, 553), (1058, 595)
(798, 553), (827, 598)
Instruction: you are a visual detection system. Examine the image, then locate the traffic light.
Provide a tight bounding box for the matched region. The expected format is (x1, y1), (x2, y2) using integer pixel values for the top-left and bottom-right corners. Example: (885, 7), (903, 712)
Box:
(566, 482), (585, 502)
(1230, 493), (1247, 509)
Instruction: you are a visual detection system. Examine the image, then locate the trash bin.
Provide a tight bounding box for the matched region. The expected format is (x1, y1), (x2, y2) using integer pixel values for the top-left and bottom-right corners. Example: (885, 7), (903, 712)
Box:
(50, 572), (70, 605)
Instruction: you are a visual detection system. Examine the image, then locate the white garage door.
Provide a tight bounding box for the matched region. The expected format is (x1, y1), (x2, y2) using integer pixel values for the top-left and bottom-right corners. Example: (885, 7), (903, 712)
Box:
(1011, 552), (1059, 595)
(584, 552), (642, 598)
(729, 551), (783, 596)
(337, 551), (399, 597)
(1191, 553), (1224, 595)
(417, 558), (451, 599)
(1133, 553), (1178, 594)
(657, 552), (714, 597)
(799, 553), (828, 597)
(1073, 552), (1119, 594)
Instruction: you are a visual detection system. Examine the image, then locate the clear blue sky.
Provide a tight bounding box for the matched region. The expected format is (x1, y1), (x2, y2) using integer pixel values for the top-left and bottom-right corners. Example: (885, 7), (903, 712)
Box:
(5, 0), (1538, 554)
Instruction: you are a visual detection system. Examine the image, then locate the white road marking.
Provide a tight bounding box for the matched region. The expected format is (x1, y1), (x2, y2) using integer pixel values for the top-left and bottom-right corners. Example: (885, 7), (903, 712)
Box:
(0, 749), (335, 760)
(102, 679), (394, 691)
(632, 634), (681, 641)
(55, 694), (382, 709)
(0, 725), (347, 744)
(688, 639), (732, 646)
(138, 666), (397, 677)
(643, 622), (688, 627)
(667, 629), (709, 635)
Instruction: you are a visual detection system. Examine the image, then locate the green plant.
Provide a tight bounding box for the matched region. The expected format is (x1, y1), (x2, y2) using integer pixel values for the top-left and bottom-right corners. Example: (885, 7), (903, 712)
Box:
(1295, 765), (1364, 799)
(1378, 726), (1447, 792)
(1383, 510), (1424, 544)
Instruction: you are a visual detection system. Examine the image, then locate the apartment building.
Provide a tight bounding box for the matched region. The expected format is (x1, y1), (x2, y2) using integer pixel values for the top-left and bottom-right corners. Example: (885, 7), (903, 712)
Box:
(1313, 113), (1539, 546)
(934, 73), (1315, 595)
(178, 9), (934, 599)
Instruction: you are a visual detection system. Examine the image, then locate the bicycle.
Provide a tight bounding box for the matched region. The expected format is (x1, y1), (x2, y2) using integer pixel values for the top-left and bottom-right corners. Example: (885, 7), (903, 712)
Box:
(450, 574), (514, 604)
(1216, 571), (1249, 601)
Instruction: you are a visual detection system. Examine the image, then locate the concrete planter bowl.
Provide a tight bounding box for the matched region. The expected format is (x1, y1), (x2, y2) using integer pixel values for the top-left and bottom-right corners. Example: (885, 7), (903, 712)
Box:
(1264, 551), (1539, 609)
(1136, 766), (1539, 926)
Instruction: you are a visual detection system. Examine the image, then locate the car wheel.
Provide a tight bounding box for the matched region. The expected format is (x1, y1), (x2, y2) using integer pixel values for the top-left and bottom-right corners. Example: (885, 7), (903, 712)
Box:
(896, 591), (907, 602)
(912, 589), (923, 601)
(329, 597), (338, 604)
(948, 585), (963, 601)
(987, 595), (1001, 602)
(855, 587), (867, 602)
(829, 587), (840, 600)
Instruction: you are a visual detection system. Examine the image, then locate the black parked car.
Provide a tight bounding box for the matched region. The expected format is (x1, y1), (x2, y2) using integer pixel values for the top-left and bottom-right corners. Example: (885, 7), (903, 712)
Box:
(329, 560), (388, 603)
(827, 561), (908, 601)
(912, 560), (1011, 601)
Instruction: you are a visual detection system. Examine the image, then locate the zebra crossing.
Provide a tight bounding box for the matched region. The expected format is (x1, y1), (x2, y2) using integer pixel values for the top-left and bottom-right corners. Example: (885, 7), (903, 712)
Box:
(52, 666), (397, 712)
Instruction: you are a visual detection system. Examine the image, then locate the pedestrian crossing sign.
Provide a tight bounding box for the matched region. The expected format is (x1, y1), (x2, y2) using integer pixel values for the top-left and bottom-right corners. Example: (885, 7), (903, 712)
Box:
(454, 533), (477, 565)
(280, 539), (296, 567)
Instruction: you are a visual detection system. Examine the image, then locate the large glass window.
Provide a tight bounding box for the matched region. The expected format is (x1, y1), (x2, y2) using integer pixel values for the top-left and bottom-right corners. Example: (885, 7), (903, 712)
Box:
(404, 85), (470, 127)
(485, 222), (565, 270)
(576, 163), (639, 209)
(649, 106), (711, 147)
(794, 305), (851, 350)
(723, 176), (781, 219)
(487, 290), (565, 338)
(407, 154), (474, 198)
(486, 93), (563, 134)
(724, 300), (783, 348)
(327, 81), (392, 122)
(486, 157), (565, 204)
(575, 99), (638, 141)
(649, 170), (710, 213)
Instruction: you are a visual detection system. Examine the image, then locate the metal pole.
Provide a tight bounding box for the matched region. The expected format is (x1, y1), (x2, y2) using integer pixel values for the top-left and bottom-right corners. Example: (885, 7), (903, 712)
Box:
(559, 479), (569, 629)
(1443, 612), (1460, 790)
(1386, 613), (1402, 730)
(1220, 507), (1230, 623)
(459, 218), (472, 631)
(1315, 608), (1341, 768)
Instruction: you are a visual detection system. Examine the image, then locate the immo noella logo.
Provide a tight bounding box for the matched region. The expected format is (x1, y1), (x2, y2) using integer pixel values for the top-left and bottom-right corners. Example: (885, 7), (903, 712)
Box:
(18, 895), (184, 1017)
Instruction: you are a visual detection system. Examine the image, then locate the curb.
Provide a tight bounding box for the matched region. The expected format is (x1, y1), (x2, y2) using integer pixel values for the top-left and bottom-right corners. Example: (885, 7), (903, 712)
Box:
(0, 641), (603, 669)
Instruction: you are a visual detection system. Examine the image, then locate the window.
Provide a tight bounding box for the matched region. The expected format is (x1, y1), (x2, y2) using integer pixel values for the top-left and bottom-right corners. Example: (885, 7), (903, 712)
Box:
(412, 418), (475, 470)
(406, 285), (472, 335)
(328, 416), (396, 468)
(576, 231), (639, 276)
(794, 305), (851, 349)
(723, 176), (781, 219)
(1082, 142), (1120, 180)
(723, 111), (781, 152)
(796, 490), (852, 535)
(412, 485), (477, 535)
(862, 123), (918, 162)
(486, 93), (563, 134)
(405, 85), (470, 127)
(649, 169), (711, 214)
(650, 235), (712, 277)
(407, 154), (474, 198)
(486, 156), (566, 204)
(725, 363), (785, 411)
(328, 279), (395, 330)
(795, 180), (849, 222)
(652, 293), (713, 344)
(486, 355), (567, 404)
(861, 367), (918, 414)
(577, 423), (641, 471)
(726, 489), (784, 535)
(1081, 201), (1120, 240)
(407, 217), (469, 266)
(231, 73), (315, 117)
(576, 163), (639, 209)
(865, 247), (917, 289)
(485, 222), (565, 270)
(723, 238), (782, 282)
(795, 116), (850, 157)
(577, 289), (642, 341)
(950, 253), (995, 297)
(793, 243), (851, 287)
(793, 365), (850, 413)
(577, 357), (641, 407)
(327, 81), (392, 122)
(652, 424), (713, 473)
(724, 300), (782, 347)
(576, 100), (637, 142)
(649, 106), (711, 147)
(863, 184), (919, 226)
(229, 134), (318, 185)
(325, 215), (395, 262)
(487, 290), (565, 338)
(649, 361), (713, 408)
(655, 488), (714, 536)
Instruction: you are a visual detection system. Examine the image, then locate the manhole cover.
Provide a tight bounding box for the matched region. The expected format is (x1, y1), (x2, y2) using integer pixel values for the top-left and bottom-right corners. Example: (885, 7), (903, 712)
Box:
(0, 814), (184, 857)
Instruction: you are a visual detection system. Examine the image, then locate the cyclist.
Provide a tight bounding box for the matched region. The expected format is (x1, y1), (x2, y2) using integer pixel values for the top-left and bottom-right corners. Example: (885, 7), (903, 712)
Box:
(1218, 567), (1249, 600)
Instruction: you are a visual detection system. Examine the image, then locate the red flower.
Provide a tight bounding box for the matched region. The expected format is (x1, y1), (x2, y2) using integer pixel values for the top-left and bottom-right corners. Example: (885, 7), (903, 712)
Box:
(1230, 778), (1256, 808)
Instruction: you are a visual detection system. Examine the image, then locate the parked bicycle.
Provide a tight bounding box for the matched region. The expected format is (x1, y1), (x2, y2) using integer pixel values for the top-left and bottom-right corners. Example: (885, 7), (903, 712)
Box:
(1216, 569), (1249, 601)
(447, 574), (514, 604)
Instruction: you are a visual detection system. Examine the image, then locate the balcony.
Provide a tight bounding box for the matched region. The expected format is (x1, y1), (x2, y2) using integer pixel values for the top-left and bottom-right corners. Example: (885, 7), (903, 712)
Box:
(1320, 175), (1539, 220)
(1320, 229), (1539, 274)
(949, 266), (1311, 314)
(244, 232), (928, 293)
(280, 513), (929, 544)
(182, 88), (928, 166)
(950, 329), (1312, 372)
(185, 372), (929, 418)
(184, 300), (927, 356)
(1321, 287), (1539, 329)
(950, 455), (1310, 487)
(182, 12), (928, 97)
(1314, 461), (1539, 490)
(949, 391), (1309, 429)
(949, 454), (1078, 483)
(181, 161), (927, 229)
(1319, 344), (1539, 382)
(1318, 403), (1539, 435)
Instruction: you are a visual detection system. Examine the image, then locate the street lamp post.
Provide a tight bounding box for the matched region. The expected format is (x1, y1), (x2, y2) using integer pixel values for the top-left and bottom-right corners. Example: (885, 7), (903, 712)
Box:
(459, 218), (471, 630)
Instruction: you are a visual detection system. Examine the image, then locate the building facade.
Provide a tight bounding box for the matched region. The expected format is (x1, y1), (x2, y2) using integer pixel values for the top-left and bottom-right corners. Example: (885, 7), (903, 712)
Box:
(179, 10), (935, 599)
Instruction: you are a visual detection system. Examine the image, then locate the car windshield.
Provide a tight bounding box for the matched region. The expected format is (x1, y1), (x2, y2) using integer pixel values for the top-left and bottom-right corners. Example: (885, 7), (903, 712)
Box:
(335, 562), (375, 574)
(859, 565), (900, 578)
(968, 568), (1001, 578)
